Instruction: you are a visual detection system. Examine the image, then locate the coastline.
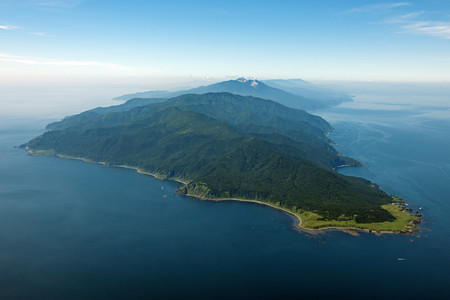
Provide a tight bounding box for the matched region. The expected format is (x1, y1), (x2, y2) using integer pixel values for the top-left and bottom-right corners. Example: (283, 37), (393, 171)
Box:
(25, 148), (421, 236)
(25, 147), (188, 185)
(183, 193), (420, 236)
(184, 193), (304, 225)
(113, 164), (188, 185)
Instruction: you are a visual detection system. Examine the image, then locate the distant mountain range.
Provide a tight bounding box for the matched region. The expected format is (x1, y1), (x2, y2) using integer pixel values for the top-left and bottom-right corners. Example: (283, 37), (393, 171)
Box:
(263, 79), (352, 107)
(114, 78), (353, 110)
(24, 92), (416, 230)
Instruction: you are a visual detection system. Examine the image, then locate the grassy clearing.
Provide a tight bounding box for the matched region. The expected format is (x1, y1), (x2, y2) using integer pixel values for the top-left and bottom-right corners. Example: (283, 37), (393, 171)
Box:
(298, 200), (420, 233)
(181, 191), (420, 234)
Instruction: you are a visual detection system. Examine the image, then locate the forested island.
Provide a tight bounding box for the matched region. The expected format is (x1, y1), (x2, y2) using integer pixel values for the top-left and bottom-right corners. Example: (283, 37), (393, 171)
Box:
(24, 90), (421, 234)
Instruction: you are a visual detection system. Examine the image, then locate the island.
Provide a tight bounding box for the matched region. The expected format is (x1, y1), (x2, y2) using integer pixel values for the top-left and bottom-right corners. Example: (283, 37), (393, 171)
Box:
(24, 92), (421, 234)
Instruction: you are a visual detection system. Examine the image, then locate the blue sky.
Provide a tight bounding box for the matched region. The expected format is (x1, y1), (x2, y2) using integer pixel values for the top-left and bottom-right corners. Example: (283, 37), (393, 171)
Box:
(1, 0), (450, 84)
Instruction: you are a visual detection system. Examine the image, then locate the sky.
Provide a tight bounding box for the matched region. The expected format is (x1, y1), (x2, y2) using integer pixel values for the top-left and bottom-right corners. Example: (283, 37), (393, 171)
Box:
(1, 0), (450, 117)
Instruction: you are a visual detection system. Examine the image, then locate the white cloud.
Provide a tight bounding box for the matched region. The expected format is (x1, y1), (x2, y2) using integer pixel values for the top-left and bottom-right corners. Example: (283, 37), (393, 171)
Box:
(0, 0), (83, 8)
(404, 21), (450, 39)
(30, 32), (47, 36)
(27, 0), (83, 8)
(344, 2), (450, 40)
(396, 11), (425, 21)
(403, 11), (425, 19)
(0, 25), (19, 30)
(384, 11), (450, 39)
(384, 11), (425, 24)
(343, 2), (410, 14)
(0, 53), (127, 70)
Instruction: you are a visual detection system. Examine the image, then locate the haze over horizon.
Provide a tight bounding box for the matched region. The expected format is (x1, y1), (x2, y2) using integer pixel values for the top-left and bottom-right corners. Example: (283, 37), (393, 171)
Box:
(1, 1), (450, 82)
(1, 0), (449, 117)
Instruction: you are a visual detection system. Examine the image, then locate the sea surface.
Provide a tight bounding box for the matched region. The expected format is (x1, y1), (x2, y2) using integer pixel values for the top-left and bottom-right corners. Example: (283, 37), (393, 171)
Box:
(0, 95), (449, 299)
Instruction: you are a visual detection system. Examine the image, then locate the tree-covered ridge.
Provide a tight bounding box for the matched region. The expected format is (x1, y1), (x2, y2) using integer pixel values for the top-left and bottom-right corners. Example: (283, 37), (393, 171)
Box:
(44, 93), (355, 170)
(26, 96), (396, 224)
(47, 92), (330, 134)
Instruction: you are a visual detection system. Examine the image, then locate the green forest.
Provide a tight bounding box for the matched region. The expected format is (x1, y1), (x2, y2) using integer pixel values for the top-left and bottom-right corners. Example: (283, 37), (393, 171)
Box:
(25, 92), (415, 228)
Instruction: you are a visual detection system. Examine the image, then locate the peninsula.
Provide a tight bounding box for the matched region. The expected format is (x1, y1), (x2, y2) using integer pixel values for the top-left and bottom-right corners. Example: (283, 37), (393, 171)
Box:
(24, 92), (421, 234)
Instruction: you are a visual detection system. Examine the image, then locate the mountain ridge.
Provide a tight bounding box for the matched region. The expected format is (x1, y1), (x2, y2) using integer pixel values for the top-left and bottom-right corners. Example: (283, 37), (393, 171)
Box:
(113, 78), (352, 110)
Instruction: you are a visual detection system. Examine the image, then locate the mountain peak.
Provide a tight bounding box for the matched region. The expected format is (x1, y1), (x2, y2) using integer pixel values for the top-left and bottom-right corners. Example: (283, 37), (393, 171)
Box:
(114, 77), (351, 110)
(235, 77), (259, 88)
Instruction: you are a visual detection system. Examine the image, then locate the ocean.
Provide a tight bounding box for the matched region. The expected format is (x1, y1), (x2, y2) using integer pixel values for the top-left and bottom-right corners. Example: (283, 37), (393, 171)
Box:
(0, 94), (449, 299)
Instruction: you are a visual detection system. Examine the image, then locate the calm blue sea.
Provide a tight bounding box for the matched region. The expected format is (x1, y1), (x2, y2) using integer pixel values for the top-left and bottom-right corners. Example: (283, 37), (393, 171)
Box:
(0, 97), (449, 299)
